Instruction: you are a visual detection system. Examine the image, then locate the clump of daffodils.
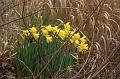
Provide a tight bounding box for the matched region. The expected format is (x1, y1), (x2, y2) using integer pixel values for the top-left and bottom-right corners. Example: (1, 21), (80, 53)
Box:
(20, 27), (39, 40)
(20, 22), (88, 52)
(70, 33), (88, 52)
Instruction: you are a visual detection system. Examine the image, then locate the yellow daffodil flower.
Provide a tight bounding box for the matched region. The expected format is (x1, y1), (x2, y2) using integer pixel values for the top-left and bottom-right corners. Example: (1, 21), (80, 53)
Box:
(74, 40), (80, 46)
(46, 36), (53, 43)
(58, 30), (66, 40)
(69, 31), (75, 36)
(64, 22), (71, 31)
(70, 39), (80, 46)
(80, 36), (86, 44)
(45, 25), (53, 32)
(52, 26), (59, 34)
(64, 29), (71, 36)
(33, 33), (39, 40)
(30, 27), (37, 34)
(71, 33), (80, 42)
(73, 33), (80, 40)
(56, 29), (60, 34)
(41, 28), (48, 35)
(77, 43), (88, 52)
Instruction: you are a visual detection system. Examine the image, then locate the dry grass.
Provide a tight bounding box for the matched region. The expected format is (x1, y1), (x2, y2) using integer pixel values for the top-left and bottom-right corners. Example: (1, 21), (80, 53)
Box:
(0, 0), (120, 79)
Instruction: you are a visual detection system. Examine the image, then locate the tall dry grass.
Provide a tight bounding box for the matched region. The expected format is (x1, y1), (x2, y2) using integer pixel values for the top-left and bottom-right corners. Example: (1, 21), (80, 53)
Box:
(0, 0), (120, 79)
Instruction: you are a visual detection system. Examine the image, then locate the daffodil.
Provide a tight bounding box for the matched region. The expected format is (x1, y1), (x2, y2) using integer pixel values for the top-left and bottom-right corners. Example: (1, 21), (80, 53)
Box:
(45, 25), (53, 32)
(70, 39), (80, 46)
(77, 43), (88, 52)
(70, 33), (80, 42)
(64, 29), (71, 36)
(52, 26), (59, 34)
(56, 29), (60, 34)
(69, 31), (75, 36)
(46, 36), (53, 43)
(58, 30), (66, 40)
(80, 36), (86, 44)
(41, 28), (48, 35)
(73, 33), (80, 40)
(33, 33), (39, 40)
(30, 27), (37, 34)
(74, 40), (80, 46)
(64, 22), (71, 31)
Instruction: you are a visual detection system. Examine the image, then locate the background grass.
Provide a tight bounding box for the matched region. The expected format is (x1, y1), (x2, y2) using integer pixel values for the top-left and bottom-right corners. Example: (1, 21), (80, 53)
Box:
(0, 0), (120, 79)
